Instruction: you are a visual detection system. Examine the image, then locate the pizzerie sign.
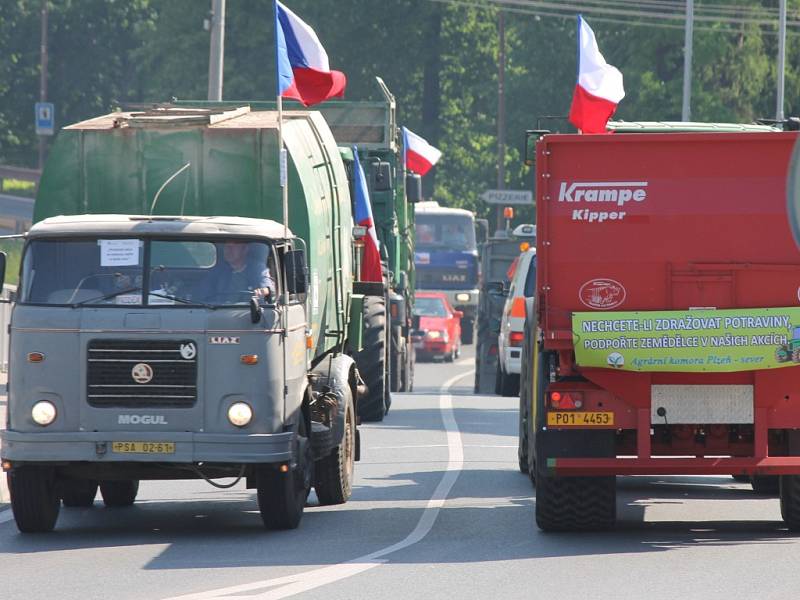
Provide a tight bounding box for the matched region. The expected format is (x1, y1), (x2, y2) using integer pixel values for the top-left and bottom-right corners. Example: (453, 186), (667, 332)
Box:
(558, 181), (648, 223)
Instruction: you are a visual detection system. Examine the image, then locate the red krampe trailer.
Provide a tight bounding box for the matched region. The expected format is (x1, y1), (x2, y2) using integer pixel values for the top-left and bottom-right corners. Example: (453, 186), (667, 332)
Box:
(518, 127), (800, 531)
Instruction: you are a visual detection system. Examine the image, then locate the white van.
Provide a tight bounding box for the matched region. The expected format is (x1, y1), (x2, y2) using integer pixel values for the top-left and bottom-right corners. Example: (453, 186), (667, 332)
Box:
(497, 248), (536, 396)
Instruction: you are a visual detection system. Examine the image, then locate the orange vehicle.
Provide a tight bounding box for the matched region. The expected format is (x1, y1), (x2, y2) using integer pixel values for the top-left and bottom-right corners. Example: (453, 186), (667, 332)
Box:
(412, 292), (463, 362)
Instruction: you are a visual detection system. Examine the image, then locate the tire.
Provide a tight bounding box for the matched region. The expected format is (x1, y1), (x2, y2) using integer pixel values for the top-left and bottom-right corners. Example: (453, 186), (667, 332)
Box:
(780, 475), (800, 531)
(401, 343), (415, 392)
(534, 465), (617, 532)
(355, 296), (388, 422)
(8, 467), (60, 533)
(461, 317), (474, 345)
(751, 475), (780, 495)
(100, 480), (139, 507)
(61, 478), (98, 507)
(314, 385), (356, 505)
(258, 418), (312, 529)
(499, 364), (520, 397)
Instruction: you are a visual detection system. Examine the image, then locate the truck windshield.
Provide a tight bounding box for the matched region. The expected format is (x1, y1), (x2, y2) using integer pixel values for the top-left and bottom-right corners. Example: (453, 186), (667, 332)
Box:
(20, 238), (276, 307)
(415, 214), (476, 252)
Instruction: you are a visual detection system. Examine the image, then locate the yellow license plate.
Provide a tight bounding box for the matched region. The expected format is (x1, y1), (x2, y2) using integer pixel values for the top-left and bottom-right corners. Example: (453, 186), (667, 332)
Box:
(112, 441), (175, 454)
(547, 412), (614, 427)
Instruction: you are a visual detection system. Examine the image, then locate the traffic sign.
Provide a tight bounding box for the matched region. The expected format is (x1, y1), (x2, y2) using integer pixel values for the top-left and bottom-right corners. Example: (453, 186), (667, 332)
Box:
(35, 102), (55, 136)
(481, 189), (533, 205)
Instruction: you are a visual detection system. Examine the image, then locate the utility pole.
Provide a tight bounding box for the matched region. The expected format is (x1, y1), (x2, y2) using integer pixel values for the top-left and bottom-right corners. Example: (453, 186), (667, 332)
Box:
(38, 0), (48, 169)
(207, 0), (226, 101)
(681, 0), (693, 122)
(496, 10), (506, 234)
(777, 0), (787, 121)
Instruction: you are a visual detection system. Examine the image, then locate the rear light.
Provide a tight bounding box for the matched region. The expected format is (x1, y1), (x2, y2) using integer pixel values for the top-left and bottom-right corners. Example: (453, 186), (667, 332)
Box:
(390, 303), (398, 319)
(549, 391), (583, 410)
(509, 331), (524, 347)
(489, 344), (498, 356)
(510, 297), (526, 318)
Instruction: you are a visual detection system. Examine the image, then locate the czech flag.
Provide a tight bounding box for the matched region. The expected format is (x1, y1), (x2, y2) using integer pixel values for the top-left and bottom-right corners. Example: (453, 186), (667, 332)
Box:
(275, 1), (346, 107)
(402, 127), (442, 177)
(353, 147), (382, 282)
(568, 15), (625, 134)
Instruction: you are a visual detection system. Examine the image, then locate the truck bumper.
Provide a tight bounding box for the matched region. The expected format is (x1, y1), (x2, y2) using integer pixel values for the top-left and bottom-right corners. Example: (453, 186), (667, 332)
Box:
(1, 430), (295, 464)
(547, 456), (800, 477)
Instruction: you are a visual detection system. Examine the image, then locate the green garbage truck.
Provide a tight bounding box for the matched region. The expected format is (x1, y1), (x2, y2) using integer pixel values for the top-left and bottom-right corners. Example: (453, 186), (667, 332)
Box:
(1, 105), (365, 533)
(174, 78), (419, 421)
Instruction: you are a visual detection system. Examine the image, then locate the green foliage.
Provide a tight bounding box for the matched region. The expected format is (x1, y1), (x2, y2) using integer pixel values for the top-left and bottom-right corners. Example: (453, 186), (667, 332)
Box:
(1, 0), (798, 222)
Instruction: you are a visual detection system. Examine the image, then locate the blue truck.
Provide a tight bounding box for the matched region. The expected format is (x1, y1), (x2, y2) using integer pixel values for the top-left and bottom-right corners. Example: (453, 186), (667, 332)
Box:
(414, 201), (479, 344)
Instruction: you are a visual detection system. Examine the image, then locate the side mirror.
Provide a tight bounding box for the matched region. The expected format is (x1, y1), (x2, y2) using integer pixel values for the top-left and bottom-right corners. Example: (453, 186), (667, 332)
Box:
(406, 173), (422, 203)
(370, 161), (392, 192)
(285, 249), (307, 295)
(524, 130), (549, 167)
(0, 252), (7, 291)
(249, 296), (263, 323)
(454, 310), (464, 319)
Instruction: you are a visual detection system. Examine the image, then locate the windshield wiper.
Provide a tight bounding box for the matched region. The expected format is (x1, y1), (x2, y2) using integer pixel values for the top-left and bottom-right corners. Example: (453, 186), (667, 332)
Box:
(148, 291), (216, 310)
(73, 287), (142, 307)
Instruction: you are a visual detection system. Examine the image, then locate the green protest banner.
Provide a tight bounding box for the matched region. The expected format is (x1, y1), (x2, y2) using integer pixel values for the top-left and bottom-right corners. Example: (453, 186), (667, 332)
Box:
(572, 307), (800, 372)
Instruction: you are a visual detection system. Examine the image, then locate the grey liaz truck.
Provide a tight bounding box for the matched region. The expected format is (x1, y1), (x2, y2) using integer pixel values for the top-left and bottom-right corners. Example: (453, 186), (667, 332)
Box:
(1, 106), (366, 533)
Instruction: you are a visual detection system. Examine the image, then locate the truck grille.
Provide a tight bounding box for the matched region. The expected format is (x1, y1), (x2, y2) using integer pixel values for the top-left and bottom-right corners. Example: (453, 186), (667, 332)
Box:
(416, 268), (477, 290)
(87, 339), (198, 408)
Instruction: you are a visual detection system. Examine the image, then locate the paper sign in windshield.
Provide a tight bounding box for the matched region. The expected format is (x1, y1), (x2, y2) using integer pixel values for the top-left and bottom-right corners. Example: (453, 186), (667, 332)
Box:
(100, 239), (140, 266)
(573, 307), (800, 372)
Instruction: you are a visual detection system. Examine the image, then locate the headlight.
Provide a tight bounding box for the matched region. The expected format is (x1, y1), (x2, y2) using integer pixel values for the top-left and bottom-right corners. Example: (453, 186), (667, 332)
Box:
(427, 330), (442, 339)
(31, 401), (57, 426)
(455, 293), (470, 303)
(227, 402), (253, 427)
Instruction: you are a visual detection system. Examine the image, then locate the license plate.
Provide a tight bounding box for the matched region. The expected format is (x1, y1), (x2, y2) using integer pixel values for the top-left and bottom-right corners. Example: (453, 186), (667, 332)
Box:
(547, 412), (614, 427)
(111, 441), (175, 454)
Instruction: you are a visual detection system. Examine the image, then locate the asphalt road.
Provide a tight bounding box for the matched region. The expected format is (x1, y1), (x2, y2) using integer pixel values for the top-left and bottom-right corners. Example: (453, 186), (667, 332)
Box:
(2, 347), (800, 600)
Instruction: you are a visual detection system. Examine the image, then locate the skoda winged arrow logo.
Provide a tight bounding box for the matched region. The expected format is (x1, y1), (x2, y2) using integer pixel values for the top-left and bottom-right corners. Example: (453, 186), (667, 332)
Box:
(180, 342), (197, 360)
(131, 363), (154, 384)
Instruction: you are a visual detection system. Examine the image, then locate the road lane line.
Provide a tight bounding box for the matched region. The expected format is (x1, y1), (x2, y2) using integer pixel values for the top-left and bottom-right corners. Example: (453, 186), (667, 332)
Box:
(162, 369), (474, 600)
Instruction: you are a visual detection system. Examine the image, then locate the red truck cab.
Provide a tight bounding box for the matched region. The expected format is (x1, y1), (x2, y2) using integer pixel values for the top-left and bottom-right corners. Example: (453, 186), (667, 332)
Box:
(520, 124), (800, 531)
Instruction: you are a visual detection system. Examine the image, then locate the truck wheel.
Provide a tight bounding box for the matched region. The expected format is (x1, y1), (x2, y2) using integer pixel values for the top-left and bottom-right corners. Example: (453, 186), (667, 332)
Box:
(751, 475), (780, 495)
(258, 418), (312, 529)
(8, 467), (60, 533)
(61, 479), (98, 507)
(356, 296), (387, 422)
(535, 459), (616, 531)
(402, 344), (415, 392)
(780, 475), (800, 531)
(498, 365), (520, 397)
(461, 317), (474, 345)
(100, 480), (139, 507)
(314, 385), (355, 505)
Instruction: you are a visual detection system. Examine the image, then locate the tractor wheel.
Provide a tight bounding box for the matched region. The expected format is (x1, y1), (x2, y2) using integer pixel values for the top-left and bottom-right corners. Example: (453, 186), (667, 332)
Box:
(461, 317), (474, 345)
(389, 325), (403, 393)
(355, 296), (388, 422)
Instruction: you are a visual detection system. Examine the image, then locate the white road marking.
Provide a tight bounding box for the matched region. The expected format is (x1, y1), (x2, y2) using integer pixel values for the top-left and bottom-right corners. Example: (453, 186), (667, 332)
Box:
(161, 369), (474, 600)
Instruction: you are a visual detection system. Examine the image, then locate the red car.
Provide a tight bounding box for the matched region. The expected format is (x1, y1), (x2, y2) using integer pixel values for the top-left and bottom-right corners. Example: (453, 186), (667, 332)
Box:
(412, 292), (462, 362)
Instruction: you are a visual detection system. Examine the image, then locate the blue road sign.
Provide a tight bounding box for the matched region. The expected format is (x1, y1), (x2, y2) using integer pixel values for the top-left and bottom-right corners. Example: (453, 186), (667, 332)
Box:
(35, 102), (55, 136)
